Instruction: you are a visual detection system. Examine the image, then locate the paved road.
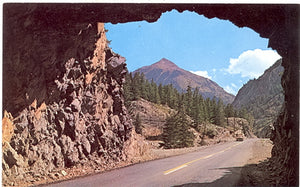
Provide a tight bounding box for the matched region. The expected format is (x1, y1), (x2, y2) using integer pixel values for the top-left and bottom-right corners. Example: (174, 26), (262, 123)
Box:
(47, 139), (256, 187)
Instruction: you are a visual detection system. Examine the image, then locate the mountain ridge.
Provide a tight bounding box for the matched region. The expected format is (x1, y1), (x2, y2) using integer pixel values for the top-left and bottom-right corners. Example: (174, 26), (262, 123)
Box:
(232, 59), (284, 137)
(134, 58), (235, 104)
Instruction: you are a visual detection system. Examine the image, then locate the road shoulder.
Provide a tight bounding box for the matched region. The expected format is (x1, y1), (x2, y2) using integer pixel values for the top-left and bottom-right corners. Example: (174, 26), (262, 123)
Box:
(237, 138), (273, 186)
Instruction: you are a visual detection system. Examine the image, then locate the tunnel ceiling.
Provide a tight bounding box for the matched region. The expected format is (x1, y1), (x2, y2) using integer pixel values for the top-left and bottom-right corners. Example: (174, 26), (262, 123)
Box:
(4, 3), (299, 57)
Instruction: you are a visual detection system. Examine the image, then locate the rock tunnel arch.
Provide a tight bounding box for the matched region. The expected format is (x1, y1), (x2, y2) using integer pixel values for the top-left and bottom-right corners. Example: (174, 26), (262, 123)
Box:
(3, 3), (299, 185)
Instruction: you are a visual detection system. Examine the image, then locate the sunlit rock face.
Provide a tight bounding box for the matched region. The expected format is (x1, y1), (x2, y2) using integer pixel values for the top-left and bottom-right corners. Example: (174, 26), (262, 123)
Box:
(3, 4), (298, 186)
(3, 18), (133, 183)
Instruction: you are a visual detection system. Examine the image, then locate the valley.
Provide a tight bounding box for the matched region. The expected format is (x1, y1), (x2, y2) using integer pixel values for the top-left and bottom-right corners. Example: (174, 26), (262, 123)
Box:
(2, 54), (282, 187)
(2, 55), (282, 187)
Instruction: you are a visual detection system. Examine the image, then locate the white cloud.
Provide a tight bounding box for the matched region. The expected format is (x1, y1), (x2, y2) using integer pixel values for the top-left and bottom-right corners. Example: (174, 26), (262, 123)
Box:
(190, 70), (212, 79)
(226, 49), (281, 79)
(231, 83), (237, 88)
(224, 83), (239, 95)
(224, 85), (237, 95)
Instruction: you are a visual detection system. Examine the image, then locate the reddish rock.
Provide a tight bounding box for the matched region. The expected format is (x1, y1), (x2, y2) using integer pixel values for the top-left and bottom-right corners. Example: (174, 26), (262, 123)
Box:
(2, 22), (134, 185)
(2, 111), (14, 143)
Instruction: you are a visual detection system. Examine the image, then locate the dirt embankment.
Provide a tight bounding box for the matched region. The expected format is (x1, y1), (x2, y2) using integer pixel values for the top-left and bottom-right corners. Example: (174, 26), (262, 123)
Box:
(245, 139), (273, 164)
(238, 139), (275, 186)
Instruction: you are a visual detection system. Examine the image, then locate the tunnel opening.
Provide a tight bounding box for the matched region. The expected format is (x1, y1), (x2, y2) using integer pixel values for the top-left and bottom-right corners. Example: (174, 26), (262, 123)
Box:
(105, 9), (283, 139)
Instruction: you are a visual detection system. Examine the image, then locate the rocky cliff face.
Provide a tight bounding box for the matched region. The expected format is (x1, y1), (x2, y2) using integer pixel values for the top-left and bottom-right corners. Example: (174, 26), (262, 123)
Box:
(128, 99), (174, 138)
(2, 22), (136, 185)
(232, 59), (284, 138)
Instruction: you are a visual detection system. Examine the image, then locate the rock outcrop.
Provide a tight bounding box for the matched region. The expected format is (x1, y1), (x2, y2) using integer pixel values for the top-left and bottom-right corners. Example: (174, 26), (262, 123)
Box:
(2, 22), (135, 185)
(2, 111), (14, 143)
(128, 99), (174, 137)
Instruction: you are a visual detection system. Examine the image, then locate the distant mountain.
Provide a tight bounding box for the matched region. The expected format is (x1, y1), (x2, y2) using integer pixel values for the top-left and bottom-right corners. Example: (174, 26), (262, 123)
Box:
(133, 58), (235, 104)
(232, 59), (284, 138)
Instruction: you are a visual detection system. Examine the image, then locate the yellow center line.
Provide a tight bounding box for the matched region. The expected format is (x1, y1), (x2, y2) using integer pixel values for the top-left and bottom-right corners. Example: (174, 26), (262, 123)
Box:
(164, 164), (188, 175)
(163, 142), (243, 175)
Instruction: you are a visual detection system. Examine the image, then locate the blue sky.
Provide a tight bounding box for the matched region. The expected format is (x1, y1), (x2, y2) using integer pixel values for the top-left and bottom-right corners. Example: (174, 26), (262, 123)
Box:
(105, 10), (281, 95)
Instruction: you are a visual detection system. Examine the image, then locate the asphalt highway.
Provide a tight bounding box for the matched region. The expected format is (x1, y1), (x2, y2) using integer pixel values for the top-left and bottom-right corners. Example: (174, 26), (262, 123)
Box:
(47, 139), (256, 187)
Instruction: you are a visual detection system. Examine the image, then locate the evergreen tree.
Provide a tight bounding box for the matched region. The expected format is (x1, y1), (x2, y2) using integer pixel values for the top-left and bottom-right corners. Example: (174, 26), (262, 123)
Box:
(154, 83), (161, 104)
(132, 72), (141, 100)
(201, 99), (209, 122)
(144, 80), (151, 100)
(139, 73), (148, 99)
(184, 85), (193, 116)
(214, 99), (225, 126)
(191, 88), (204, 131)
(162, 111), (195, 149)
(233, 109), (238, 132)
(133, 113), (143, 134)
(224, 104), (234, 125)
(206, 97), (216, 123)
(158, 83), (167, 105)
(124, 72), (134, 107)
(149, 79), (157, 103)
(165, 84), (177, 108)
(238, 107), (248, 119)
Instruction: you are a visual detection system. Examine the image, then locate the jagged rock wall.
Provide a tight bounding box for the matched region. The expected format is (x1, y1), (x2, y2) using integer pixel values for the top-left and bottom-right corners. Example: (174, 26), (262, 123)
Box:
(3, 4), (299, 186)
(2, 21), (134, 184)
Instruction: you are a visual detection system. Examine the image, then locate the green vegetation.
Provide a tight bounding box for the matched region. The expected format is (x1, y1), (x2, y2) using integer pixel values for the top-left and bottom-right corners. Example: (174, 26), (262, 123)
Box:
(133, 113), (143, 134)
(162, 111), (195, 149)
(124, 72), (254, 148)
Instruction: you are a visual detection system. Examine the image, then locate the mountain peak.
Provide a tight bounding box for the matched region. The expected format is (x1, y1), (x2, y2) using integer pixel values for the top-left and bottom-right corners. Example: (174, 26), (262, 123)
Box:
(152, 58), (179, 70)
(134, 58), (235, 104)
